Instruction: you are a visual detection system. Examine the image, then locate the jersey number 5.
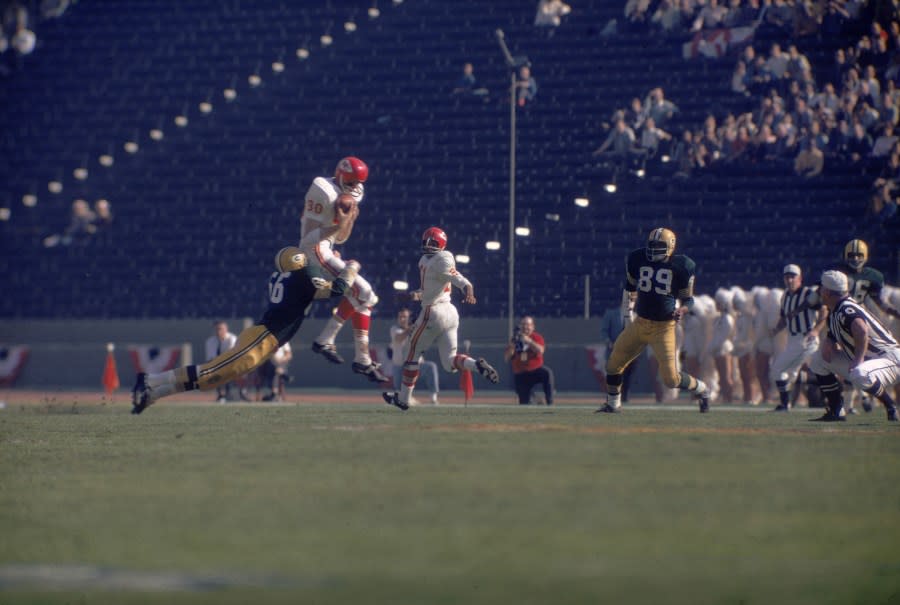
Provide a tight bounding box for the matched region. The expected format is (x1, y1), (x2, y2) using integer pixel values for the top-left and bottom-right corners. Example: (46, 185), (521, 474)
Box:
(637, 266), (673, 295)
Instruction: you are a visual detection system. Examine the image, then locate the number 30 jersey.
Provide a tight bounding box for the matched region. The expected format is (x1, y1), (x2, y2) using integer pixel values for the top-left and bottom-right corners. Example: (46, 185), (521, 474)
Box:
(624, 248), (696, 321)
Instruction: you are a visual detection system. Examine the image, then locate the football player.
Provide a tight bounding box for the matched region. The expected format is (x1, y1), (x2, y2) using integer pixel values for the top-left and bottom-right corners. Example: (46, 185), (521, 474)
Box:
(301, 156), (388, 383)
(382, 227), (500, 411)
(597, 227), (711, 413)
(836, 239), (900, 322)
(130, 245), (360, 414)
(807, 271), (899, 422)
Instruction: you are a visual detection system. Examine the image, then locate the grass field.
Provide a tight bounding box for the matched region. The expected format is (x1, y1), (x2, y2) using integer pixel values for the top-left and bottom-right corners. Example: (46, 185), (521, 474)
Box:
(1, 393), (899, 605)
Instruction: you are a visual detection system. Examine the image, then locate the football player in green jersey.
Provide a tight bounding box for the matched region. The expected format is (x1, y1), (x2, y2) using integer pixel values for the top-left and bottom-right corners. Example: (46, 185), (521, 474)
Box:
(597, 227), (711, 413)
(838, 239), (900, 321)
(130, 246), (360, 415)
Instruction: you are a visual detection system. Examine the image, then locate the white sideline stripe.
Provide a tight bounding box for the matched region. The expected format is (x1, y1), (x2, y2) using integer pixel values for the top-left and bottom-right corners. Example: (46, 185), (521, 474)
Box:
(0, 564), (303, 591)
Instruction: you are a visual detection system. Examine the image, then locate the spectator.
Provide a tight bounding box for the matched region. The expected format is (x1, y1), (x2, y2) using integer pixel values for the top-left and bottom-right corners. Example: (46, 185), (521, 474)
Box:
(504, 316), (554, 406)
(592, 117), (637, 161)
(389, 307), (439, 405)
(794, 138), (824, 178)
(731, 59), (750, 96)
(634, 116), (672, 163)
(650, 0), (687, 37)
(452, 62), (489, 99)
(515, 64), (537, 107)
(42, 199), (96, 248)
(205, 320), (240, 403)
(691, 0), (728, 32)
(671, 128), (705, 178)
(534, 0), (571, 30)
(871, 122), (898, 158)
(257, 341), (292, 402)
(624, 0), (651, 28)
(92, 199), (113, 232)
(644, 87), (678, 127)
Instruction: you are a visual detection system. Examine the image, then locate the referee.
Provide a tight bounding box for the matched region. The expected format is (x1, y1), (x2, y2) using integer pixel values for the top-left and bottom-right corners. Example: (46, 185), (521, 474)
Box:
(769, 264), (828, 412)
(808, 271), (900, 422)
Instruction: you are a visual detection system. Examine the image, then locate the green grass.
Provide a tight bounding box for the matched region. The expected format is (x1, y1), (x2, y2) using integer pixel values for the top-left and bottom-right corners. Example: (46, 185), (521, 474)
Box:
(1, 401), (899, 604)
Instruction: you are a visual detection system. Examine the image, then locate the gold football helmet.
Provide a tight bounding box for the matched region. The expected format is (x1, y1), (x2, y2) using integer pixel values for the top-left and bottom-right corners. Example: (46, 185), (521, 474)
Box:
(647, 227), (676, 261)
(275, 246), (307, 273)
(843, 239), (868, 270)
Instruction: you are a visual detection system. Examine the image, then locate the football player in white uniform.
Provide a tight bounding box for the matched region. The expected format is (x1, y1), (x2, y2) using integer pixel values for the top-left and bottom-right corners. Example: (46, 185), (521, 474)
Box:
(382, 227), (500, 410)
(301, 156), (387, 383)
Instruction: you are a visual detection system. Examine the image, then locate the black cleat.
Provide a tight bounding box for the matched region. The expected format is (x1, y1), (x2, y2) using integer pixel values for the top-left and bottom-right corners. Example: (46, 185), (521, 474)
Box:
(475, 358), (500, 384)
(887, 407), (898, 422)
(382, 391), (409, 411)
(353, 361), (389, 383)
(312, 342), (344, 364)
(809, 410), (847, 422)
(698, 393), (710, 413)
(862, 396), (873, 413)
(595, 403), (620, 413)
(131, 373), (152, 415)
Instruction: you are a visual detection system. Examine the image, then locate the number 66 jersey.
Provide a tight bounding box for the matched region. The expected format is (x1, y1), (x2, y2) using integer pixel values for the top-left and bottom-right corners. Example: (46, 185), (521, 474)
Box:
(625, 247), (696, 321)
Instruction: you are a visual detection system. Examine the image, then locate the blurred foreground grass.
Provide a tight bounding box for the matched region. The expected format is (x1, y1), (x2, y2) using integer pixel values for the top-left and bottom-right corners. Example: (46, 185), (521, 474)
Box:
(1, 402), (898, 604)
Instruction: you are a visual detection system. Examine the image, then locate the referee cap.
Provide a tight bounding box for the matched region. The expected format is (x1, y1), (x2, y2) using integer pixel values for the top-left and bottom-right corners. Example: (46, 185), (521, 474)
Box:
(821, 270), (849, 293)
(782, 264), (801, 275)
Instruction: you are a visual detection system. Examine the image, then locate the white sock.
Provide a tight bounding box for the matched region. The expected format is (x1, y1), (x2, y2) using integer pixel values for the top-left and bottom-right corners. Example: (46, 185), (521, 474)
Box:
(400, 383), (415, 404)
(147, 370), (175, 389)
(316, 316), (344, 345)
(607, 393), (622, 409)
(353, 329), (371, 365)
(695, 380), (708, 396)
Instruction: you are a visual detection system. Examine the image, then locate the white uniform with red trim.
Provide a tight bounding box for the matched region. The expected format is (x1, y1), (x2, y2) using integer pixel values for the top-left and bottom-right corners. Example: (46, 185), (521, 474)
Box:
(405, 250), (472, 372)
(299, 176), (376, 311)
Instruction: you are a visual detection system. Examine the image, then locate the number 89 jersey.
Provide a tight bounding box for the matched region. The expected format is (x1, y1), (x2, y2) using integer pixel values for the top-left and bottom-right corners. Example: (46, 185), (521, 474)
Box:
(625, 248), (696, 321)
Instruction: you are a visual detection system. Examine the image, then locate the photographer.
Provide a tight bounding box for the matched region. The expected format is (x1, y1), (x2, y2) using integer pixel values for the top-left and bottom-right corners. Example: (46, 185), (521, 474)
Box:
(504, 316), (554, 405)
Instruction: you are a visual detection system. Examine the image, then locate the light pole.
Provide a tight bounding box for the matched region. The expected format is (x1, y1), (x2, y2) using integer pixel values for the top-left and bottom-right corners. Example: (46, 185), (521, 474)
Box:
(495, 29), (527, 338)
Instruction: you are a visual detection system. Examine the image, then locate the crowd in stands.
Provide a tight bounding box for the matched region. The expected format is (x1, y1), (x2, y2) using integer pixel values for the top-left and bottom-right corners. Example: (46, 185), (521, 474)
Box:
(595, 0), (899, 251)
(1, 0), (73, 76)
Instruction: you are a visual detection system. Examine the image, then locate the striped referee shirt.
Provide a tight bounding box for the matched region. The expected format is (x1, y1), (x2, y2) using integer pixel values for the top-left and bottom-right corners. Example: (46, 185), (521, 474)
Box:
(780, 286), (820, 336)
(829, 296), (899, 361)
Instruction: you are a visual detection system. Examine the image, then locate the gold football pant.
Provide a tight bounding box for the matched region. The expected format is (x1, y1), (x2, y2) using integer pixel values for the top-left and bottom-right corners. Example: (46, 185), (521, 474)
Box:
(606, 316), (687, 390)
(174, 325), (281, 392)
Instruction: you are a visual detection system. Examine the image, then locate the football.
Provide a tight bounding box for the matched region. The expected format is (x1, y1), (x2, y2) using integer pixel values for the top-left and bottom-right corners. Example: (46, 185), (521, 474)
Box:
(336, 193), (356, 213)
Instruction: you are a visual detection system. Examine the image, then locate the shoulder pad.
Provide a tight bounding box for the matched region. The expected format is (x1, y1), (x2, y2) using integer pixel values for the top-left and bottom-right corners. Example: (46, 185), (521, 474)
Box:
(307, 177), (338, 203)
(672, 254), (696, 274)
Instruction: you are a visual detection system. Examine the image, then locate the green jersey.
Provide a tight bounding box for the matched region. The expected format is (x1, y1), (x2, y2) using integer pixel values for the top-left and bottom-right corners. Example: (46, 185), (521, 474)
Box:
(834, 262), (885, 305)
(624, 248), (696, 321)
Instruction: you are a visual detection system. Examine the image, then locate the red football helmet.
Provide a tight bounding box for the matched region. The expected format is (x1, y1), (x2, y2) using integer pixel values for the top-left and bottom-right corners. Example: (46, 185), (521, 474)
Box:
(334, 156), (368, 197)
(422, 227), (448, 254)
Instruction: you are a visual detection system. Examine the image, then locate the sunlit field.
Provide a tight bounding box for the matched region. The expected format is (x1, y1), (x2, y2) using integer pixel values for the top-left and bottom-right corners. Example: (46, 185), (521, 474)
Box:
(1, 394), (898, 605)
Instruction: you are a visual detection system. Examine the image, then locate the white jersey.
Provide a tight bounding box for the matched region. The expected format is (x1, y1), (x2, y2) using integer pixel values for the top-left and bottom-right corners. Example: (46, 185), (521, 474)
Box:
(299, 176), (365, 245)
(418, 250), (471, 306)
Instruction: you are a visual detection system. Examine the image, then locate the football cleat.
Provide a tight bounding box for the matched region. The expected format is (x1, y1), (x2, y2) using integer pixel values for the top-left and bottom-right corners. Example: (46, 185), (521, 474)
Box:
(353, 361), (389, 383)
(861, 396), (873, 413)
(131, 373), (152, 415)
(887, 407), (898, 422)
(382, 391), (409, 411)
(475, 358), (499, 384)
(595, 403), (620, 414)
(698, 393), (710, 413)
(312, 342), (344, 364)
(809, 409), (847, 422)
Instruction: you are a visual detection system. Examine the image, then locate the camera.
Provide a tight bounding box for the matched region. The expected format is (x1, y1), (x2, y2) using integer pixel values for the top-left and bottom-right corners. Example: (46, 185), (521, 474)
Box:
(513, 327), (526, 353)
